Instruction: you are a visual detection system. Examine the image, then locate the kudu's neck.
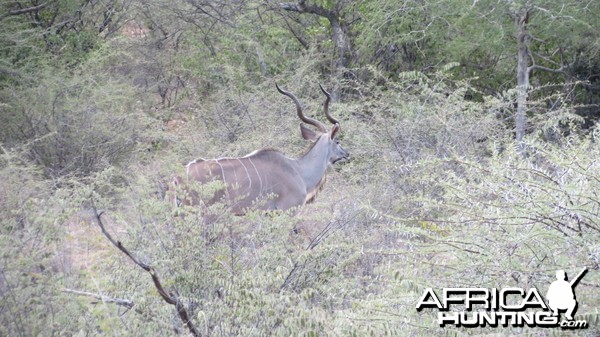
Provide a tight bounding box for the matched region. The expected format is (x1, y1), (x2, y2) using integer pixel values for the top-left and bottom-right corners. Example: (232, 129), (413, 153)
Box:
(295, 137), (330, 191)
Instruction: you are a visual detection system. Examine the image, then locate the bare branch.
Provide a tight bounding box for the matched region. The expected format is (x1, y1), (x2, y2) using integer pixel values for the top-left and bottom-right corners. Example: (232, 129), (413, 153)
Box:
(90, 199), (201, 337)
(528, 64), (567, 74)
(526, 48), (573, 77)
(62, 288), (134, 309)
(280, 0), (334, 19)
(282, 16), (309, 50)
(0, 3), (46, 21)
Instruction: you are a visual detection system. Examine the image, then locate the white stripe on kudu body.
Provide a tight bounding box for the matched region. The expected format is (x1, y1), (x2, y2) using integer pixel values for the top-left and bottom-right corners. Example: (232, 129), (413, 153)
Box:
(214, 159), (227, 185)
(170, 84), (349, 215)
(247, 157), (263, 195)
(236, 158), (252, 191)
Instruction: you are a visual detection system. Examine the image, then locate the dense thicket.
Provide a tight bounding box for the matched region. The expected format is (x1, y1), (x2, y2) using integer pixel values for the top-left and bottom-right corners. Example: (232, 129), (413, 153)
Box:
(1, 1), (599, 336)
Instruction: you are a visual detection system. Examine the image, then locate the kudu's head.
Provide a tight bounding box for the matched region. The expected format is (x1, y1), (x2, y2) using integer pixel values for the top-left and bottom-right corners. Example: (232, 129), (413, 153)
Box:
(276, 83), (349, 164)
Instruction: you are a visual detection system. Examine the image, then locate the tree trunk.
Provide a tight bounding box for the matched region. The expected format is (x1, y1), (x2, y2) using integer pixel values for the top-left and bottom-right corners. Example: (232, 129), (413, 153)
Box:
(515, 9), (530, 152)
(280, 0), (353, 92)
(328, 15), (351, 70)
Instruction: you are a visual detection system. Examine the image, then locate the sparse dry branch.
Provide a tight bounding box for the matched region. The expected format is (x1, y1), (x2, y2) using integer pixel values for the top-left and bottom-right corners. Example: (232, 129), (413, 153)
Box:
(91, 199), (201, 337)
(62, 288), (134, 309)
(280, 211), (360, 291)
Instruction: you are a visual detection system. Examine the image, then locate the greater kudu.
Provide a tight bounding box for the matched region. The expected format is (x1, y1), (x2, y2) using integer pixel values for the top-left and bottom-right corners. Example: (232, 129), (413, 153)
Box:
(170, 84), (349, 214)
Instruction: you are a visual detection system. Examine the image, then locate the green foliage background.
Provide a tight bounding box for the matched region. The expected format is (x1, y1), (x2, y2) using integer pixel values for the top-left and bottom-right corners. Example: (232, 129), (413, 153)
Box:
(1, 0), (599, 336)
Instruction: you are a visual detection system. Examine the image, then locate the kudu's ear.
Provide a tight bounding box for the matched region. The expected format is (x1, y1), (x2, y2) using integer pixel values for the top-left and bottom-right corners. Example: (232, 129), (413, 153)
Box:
(329, 123), (340, 140)
(300, 124), (319, 141)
